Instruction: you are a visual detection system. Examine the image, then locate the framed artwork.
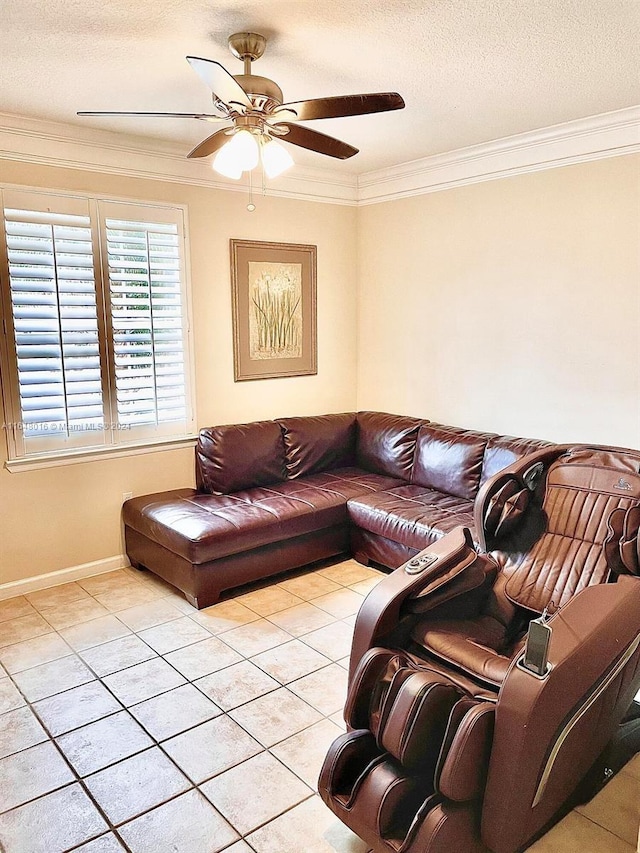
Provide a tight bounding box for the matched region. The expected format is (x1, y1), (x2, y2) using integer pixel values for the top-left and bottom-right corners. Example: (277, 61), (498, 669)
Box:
(230, 239), (317, 381)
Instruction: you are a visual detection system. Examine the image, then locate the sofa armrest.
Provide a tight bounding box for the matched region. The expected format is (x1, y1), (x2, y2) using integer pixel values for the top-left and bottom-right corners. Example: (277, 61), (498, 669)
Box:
(481, 575), (640, 853)
(348, 527), (492, 680)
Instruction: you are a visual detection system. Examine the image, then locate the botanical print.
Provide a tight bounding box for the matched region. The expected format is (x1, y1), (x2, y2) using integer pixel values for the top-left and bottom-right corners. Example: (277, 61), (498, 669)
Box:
(248, 261), (303, 360)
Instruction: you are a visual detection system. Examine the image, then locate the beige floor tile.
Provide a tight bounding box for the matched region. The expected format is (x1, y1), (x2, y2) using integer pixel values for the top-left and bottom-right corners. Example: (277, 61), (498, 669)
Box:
(312, 589), (364, 619)
(127, 570), (176, 595)
(319, 563), (382, 587)
(78, 570), (139, 597)
(329, 711), (346, 730)
(267, 602), (336, 637)
(116, 598), (185, 632)
(0, 782), (108, 853)
(80, 634), (157, 677)
(103, 658), (186, 706)
(337, 656), (350, 669)
(221, 619), (292, 658)
(0, 677), (25, 713)
(349, 576), (383, 595)
(271, 718), (344, 788)
(130, 683), (221, 740)
(0, 633), (72, 674)
(300, 622), (355, 661)
(238, 586), (304, 617)
(229, 687), (322, 747)
(0, 597), (36, 624)
(251, 639), (333, 684)
(162, 715), (263, 784)
(222, 843), (254, 853)
(163, 592), (199, 615)
(0, 706), (48, 759)
(57, 710), (153, 776)
(575, 770), (640, 845)
(137, 616), (212, 654)
(0, 612), (52, 649)
(39, 597), (110, 630)
(201, 751), (311, 835)
(35, 598), (106, 636)
(33, 681), (121, 736)
(246, 793), (369, 853)
(73, 834), (126, 852)
(60, 614), (131, 651)
(164, 637), (242, 681)
(288, 664), (349, 716)
(278, 573), (342, 600)
(94, 584), (164, 612)
(528, 810), (635, 852)
(195, 660), (279, 711)
(84, 746), (191, 825)
(12, 654), (94, 702)
(117, 788), (238, 853)
(622, 752), (640, 781)
(0, 740), (74, 812)
(27, 583), (92, 611)
(191, 600), (260, 634)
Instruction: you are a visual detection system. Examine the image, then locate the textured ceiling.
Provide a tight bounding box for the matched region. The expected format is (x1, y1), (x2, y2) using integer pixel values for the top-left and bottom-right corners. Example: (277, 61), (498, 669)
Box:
(1, 0), (639, 174)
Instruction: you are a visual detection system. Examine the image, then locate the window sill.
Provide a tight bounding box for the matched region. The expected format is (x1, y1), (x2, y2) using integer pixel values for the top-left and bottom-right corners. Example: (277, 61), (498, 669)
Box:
(4, 435), (198, 473)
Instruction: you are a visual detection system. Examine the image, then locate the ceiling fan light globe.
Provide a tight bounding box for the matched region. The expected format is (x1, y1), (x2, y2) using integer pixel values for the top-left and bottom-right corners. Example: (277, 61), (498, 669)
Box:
(261, 138), (294, 178)
(212, 141), (243, 179)
(231, 129), (260, 170)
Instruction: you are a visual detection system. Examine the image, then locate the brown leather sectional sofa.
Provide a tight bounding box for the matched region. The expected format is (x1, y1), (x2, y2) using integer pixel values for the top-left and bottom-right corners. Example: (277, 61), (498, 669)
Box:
(123, 411), (551, 608)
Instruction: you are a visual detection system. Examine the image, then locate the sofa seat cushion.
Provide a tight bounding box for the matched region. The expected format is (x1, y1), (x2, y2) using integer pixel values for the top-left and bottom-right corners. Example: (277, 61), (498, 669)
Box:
(124, 468), (404, 565)
(411, 615), (525, 688)
(347, 485), (475, 551)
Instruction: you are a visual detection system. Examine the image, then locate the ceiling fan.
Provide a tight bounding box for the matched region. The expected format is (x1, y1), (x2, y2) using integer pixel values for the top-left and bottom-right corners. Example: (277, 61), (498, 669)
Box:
(78, 32), (405, 179)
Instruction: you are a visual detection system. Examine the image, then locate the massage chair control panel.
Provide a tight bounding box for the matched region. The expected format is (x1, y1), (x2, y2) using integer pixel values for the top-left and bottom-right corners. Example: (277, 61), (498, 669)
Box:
(405, 554), (438, 575)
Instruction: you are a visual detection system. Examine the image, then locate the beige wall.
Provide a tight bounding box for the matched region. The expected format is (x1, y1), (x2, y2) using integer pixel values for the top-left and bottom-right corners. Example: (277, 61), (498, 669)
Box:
(0, 161), (358, 584)
(357, 154), (640, 447)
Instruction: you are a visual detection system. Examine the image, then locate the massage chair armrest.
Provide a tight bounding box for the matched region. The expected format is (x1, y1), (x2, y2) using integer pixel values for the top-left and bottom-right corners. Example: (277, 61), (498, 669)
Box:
(348, 527), (494, 681)
(481, 575), (640, 853)
(475, 446), (569, 551)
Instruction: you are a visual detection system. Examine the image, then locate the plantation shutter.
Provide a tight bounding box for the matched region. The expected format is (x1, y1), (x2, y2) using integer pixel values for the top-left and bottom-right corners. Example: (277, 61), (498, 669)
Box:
(99, 201), (192, 441)
(1, 190), (108, 454)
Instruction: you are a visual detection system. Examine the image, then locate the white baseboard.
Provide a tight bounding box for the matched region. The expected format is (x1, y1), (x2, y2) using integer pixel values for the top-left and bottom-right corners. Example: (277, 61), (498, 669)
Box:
(0, 554), (130, 600)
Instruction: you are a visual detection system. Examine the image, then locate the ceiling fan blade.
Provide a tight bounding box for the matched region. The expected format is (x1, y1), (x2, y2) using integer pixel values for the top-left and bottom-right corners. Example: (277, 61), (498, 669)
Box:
(77, 111), (227, 123)
(276, 123), (358, 159)
(273, 92), (405, 122)
(187, 128), (231, 159)
(186, 56), (252, 111)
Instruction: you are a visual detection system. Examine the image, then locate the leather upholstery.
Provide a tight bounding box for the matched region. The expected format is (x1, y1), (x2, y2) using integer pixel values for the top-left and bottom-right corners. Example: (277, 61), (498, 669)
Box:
(124, 468), (403, 565)
(347, 485), (475, 550)
(196, 420), (286, 494)
(355, 411), (422, 480)
(479, 434), (553, 486)
(278, 413), (357, 478)
(412, 423), (494, 500)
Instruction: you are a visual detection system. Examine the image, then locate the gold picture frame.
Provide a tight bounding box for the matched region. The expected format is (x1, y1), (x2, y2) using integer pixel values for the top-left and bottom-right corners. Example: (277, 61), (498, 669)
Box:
(230, 239), (317, 381)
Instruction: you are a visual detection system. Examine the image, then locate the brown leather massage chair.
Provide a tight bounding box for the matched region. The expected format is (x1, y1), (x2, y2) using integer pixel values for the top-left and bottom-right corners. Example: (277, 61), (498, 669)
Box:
(319, 445), (640, 852)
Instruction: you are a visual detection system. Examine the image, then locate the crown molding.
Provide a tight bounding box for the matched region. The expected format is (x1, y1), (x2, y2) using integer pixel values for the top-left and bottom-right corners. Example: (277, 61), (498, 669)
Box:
(1, 108), (638, 208)
(0, 113), (359, 205)
(357, 105), (640, 204)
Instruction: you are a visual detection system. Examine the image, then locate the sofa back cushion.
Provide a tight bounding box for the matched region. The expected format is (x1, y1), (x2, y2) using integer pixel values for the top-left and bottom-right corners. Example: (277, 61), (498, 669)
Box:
(411, 423), (494, 500)
(356, 411), (422, 480)
(480, 435), (553, 487)
(196, 420), (286, 494)
(278, 413), (357, 479)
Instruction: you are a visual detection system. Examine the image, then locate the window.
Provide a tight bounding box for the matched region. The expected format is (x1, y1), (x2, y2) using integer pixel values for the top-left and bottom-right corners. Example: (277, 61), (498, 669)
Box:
(0, 189), (194, 464)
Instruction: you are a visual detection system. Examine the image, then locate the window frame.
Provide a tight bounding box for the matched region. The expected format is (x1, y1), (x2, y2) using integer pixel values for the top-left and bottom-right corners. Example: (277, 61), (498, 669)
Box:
(0, 184), (197, 471)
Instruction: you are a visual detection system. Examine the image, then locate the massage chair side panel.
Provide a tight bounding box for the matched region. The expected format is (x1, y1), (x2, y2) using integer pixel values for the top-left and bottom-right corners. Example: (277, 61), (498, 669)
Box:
(481, 578), (640, 853)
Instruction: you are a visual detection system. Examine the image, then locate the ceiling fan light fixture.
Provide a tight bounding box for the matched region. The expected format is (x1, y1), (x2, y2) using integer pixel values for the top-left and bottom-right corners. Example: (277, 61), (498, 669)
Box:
(212, 128), (259, 178)
(261, 138), (294, 178)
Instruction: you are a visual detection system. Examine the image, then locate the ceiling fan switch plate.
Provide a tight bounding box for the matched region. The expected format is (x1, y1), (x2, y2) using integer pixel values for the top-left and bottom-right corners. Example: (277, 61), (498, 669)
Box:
(228, 32), (267, 63)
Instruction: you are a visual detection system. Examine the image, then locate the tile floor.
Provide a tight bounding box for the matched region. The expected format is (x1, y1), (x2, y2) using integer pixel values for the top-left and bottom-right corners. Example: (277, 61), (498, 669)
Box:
(0, 558), (637, 853)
